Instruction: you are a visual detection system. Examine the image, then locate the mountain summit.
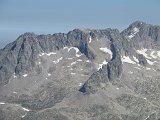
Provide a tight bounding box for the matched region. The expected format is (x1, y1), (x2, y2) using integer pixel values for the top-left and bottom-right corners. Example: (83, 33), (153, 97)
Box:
(0, 21), (160, 120)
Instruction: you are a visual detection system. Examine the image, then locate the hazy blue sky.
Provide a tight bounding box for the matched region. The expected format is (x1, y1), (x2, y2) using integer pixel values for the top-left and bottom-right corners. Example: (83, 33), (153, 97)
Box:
(0, 0), (160, 48)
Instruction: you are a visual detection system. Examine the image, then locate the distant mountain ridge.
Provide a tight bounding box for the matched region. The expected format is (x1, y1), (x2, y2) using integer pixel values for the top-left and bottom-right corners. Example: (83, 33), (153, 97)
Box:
(1, 21), (160, 86)
(0, 21), (160, 120)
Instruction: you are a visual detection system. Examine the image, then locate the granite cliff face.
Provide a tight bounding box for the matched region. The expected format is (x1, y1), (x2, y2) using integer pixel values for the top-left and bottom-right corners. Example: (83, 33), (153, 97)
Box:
(0, 21), (160, 120)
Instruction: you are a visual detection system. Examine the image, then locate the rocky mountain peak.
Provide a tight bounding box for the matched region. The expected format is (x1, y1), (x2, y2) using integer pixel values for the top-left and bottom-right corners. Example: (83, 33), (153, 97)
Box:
(129, 21), (146, 27)
(17, 32), (37, 42)
(21, 32), (36, 37)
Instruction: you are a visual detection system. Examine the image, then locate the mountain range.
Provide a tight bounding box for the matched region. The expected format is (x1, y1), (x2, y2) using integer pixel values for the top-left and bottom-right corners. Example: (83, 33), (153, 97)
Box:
(0, 21), (160, 120)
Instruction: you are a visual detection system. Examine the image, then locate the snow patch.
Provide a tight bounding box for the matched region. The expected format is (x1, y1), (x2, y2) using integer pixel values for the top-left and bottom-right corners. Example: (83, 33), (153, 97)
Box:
(128, 71), (133, 74)
(67, 47), (82, 57)
(86, 60), (91, 63)
(46, 52), (56, 56)
(48, 73), (51, 76)
(77, 59), (82, 62)
(67, 58), (73, 60)
(68, 47), (79, 53)
(67, 47), (72, 52)
(71, 61), (77, 66)
(76, 54), (82, 57)
(137, 49), (151, 59)
(0, 102), (5, 105)
(22, 107), (30, 112)
(146, 59), (155, 65)
(13, 91), (18, 94)
(53, 57), (63, 64)
(13, 75), (17, 78)
(21, 113), (27, 118)
(128, 27), (139, 39)
(71, 72), (76, 75)
(63, 47), (68, 50)
(133, 27), (139, 33)
(99, 47), (112, 57)
(116, 88), (119, 90)
(74, 47), (83, 57)
(39, 52), (56, 56)
(121, 56), (136, 64)
(98, 60), (108, 70)
(157, 51), (160, 58)
(144, 115), (150, 120)
(79, 83), (83, 86)
(146, 67), (151, 70)
(102, 60), (108, 65)
(133, 56), (139, 63)
(150, 51), (157, 59)
(89, 36), (92, 43)
(74, 47), (79, 53)
(13, 73), (17, 78)
(128, 34), (134, 39)
(23, 74), (28, 77)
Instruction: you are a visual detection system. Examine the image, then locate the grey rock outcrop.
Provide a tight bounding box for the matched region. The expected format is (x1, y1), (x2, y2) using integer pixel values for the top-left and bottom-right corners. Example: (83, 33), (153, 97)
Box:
(80, 29), (123, 93)
(67, 29), (95, 59)
(137, 54), (147, 66)
(121, 21), (160, 49)
(79, 65), (109, 94)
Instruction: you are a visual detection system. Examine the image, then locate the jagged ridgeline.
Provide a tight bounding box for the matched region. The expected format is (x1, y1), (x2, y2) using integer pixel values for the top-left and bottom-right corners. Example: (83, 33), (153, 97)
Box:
(0, 21), (160, 120)
(0, 29), (95, 85)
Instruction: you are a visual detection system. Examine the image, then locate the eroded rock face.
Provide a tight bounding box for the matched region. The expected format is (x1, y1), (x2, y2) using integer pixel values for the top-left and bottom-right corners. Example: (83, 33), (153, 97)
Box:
(121, 21), (160, 49)
(79, 65), (109, 94)
(107, 53), (122, 81)
(137, 54), (147, 66)
(79, 45), (122, 93)
(67, 29), (95, 59)
(79, 30), (123, 93)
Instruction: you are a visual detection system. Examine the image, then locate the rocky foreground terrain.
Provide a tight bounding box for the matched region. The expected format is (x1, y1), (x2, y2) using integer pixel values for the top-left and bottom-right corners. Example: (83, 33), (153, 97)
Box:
(0, 21), (160, 120)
